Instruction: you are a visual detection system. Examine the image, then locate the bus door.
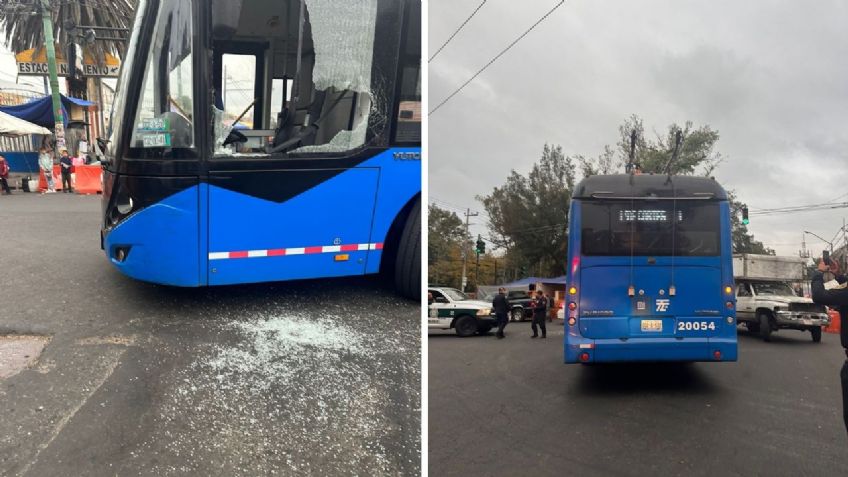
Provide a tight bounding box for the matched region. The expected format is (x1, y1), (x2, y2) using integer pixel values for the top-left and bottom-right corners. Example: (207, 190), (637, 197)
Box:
(205, 0), (387, 285)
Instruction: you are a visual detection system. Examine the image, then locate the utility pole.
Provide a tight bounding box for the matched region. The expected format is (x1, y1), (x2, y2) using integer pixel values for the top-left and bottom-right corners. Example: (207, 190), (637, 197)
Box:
(39, 0), (65, 154)
(460, 208), (478, 292)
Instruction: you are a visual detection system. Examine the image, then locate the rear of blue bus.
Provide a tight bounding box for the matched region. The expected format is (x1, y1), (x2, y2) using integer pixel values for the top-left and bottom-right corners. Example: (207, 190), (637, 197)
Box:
(564, 184), (737, 363)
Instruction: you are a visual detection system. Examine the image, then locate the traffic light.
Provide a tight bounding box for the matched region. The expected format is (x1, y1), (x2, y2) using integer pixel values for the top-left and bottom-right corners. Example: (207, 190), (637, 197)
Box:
(741, 206), (749, 225)
(475, 235), (485, 255)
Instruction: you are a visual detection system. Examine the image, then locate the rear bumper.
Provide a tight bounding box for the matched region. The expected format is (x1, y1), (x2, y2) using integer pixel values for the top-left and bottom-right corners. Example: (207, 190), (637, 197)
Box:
(565, 334), (737, 363)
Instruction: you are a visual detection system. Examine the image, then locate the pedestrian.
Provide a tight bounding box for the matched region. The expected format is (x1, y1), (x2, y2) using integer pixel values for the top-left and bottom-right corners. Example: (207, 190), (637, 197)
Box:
(59, 149), (73, 193)
(38, 147), (55, 194)
(545, 292), (554, 322)
(810, 257), (848, 436)
(0, 155), (11, 195)
(531, 290), (547, 338)
(492, 287), (510, 339)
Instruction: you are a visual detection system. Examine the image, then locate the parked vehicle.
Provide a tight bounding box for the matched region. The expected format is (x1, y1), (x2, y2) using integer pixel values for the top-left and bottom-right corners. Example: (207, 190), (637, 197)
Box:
(506, 290), (534, 321)
(734, 254), (829, 342)
(428, 287), (497, 337)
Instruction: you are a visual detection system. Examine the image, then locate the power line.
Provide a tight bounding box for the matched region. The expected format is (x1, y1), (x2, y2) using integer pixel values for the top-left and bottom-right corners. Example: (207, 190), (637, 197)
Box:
(429, 0), (566, 115)
(750, 201), (848, 217)
(428, 0), (486, 63)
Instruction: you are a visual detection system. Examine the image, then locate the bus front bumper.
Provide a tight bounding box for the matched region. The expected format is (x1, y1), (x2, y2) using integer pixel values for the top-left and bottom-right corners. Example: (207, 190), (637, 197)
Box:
(564, 336), (738, 363)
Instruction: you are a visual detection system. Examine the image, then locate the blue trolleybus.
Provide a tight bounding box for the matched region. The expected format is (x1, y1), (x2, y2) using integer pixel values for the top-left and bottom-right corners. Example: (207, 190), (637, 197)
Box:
(564, 175), (737, 363)
(101, 0), (421, 297)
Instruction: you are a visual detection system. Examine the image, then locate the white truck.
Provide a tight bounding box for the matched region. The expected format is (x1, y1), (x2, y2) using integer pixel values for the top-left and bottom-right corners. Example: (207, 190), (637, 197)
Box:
(734, 254), (830, 342)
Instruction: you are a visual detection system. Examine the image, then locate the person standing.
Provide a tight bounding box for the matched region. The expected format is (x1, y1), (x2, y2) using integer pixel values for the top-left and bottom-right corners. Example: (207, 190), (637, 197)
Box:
(59, 149), (73, 193)
(0, 155), (11, 195)
(811, 258), (848, 436)
(531, 290), (547, 338)
(492, 287), (510, 339)
(38, 147), (55, 194)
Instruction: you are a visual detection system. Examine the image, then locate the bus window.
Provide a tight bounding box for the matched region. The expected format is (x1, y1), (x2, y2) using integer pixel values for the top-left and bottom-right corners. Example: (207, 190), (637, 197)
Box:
(210, 0), (381, 157)
(581, 201), (720, 256)
(221, 54), (257, 128)
(130, 0), (194, 151)
(393, 0), (421, 144)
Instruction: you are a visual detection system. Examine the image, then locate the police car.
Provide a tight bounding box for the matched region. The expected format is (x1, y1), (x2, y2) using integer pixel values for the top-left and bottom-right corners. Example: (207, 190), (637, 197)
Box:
(428, 286), (497, 337)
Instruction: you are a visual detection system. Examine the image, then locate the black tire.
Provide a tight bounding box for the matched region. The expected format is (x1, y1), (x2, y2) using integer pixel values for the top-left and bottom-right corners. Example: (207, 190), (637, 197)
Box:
(758, 312), (772, 342)
(811, 326), (822, 343)
(455, 315), (478, 337)
(478, 325), (493, 335)
(394, 197), (420, 300)
(510, 308), (523, 322)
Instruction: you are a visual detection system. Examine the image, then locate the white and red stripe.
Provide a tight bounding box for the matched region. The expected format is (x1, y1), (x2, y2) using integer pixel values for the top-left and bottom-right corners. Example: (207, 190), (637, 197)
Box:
(208, 242), (383, 260)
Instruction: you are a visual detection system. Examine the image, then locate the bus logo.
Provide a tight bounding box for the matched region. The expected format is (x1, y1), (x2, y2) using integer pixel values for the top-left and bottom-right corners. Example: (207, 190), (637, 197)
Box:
(656, 299), (670, 312)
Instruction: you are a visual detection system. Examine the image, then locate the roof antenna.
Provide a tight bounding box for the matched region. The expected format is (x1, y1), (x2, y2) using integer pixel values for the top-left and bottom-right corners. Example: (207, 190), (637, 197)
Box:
(663, 129), (683, 183)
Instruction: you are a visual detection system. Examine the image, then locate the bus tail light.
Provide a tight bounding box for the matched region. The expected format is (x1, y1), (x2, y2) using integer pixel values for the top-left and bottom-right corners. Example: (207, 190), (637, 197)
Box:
(568, 317), (576, 326)
(713, 350), (722, 360)
(725, 301), (734, 309)
(579, 352), (590, 362)
(724, 285), (733, 295)
(569, 286), (577, 295)
(568, 302), (577, 311)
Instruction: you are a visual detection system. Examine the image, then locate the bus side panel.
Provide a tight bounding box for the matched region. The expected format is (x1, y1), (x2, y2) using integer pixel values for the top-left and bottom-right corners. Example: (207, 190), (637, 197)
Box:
(363, 147), (422, 274)
(207, 168), (380, 285)
(104, 184), (202, 286)
(564, 200), (582, 363)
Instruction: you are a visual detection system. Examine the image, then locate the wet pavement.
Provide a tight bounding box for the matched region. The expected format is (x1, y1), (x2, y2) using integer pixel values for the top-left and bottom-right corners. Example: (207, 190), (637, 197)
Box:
(0, 193), (420, 476)
(429, 322), (848, 476)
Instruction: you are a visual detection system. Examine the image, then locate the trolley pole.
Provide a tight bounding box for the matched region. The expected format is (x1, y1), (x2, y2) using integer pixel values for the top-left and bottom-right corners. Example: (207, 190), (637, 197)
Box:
(40, 0), (66, 154)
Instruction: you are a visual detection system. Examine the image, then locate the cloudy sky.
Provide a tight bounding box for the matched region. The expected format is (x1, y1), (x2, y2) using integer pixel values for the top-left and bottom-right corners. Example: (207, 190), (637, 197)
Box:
(429, 0), (848, 259)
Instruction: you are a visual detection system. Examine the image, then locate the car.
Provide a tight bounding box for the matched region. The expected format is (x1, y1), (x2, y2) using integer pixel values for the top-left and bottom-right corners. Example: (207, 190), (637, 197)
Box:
(428, 286), (497, 337)
(505, 290), (534, 322)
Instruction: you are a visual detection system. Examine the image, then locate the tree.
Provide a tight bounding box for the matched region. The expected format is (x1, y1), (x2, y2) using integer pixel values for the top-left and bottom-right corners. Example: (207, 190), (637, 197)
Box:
(478, 144), (574, 277)
(0, 0), (136, 61)
(428, 204), (467, 287)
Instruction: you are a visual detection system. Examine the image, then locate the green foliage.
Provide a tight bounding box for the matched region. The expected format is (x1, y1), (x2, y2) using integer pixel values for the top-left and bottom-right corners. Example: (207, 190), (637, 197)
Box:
(477, 144), (572, 277)
(728, 192), (775, 255)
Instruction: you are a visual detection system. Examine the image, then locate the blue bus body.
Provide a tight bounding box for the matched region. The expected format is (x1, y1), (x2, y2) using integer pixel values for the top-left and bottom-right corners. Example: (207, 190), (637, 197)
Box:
(564, 175), (737, 363)
(101, 0), (421, 295)
(103, 148), (419, 287)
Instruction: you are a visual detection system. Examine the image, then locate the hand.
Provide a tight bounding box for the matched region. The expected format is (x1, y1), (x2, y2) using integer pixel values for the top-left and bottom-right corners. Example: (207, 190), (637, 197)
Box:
(818, 259), (829, 272)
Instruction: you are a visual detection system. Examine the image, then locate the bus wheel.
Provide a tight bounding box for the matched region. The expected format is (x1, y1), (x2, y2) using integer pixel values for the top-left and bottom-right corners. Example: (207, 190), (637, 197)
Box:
(758, 313), (772, 342)
(455, 316), (478, 337)
(811, 326), (822, 343)
(394, 197), (420, 300)
(510, 308), (523, 322)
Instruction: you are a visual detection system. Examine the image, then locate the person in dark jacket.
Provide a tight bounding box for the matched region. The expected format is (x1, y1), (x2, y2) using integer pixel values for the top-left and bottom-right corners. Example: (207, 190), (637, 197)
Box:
(810, 258), (848, 435)
(531, 290), (547, 338)
(492, 287), (510, 339)
(0, 155), (11, 195)
(59, 149), (73, 193)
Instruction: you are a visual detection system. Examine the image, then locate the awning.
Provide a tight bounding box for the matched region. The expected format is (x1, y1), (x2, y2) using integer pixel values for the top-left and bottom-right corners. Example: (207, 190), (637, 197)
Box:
(0, 94), (96, 129)
(0, 110), (51, 136)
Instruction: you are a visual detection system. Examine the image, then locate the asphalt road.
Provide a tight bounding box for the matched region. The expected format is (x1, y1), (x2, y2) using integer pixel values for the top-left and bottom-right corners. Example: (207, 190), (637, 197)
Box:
(429, 320), (848, 476)
(0, 193), (420, 476)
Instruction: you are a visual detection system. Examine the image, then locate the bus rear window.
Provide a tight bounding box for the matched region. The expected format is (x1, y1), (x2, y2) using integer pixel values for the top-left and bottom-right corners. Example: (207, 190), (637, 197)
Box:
(581, 201), (720, 256)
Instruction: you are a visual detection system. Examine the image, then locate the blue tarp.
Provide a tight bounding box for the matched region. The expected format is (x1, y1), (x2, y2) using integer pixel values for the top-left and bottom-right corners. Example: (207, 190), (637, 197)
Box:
(2, 152), (39, 174)
(0, 95), (95, 129)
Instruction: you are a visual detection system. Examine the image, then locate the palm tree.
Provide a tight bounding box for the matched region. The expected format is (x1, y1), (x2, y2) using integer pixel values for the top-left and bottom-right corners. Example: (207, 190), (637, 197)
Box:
(0, 0), (136, 61)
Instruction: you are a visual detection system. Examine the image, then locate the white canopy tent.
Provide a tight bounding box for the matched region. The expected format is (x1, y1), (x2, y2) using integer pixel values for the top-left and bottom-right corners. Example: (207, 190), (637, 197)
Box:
(0, 110), (51, 137)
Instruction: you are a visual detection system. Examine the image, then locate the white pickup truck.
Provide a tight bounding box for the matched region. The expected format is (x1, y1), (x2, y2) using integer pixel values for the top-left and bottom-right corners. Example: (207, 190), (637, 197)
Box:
(734, 254), (829, 342)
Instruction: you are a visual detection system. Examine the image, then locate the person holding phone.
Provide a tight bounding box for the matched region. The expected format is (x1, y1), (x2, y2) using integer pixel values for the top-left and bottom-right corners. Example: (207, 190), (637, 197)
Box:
(811, 254), (848, 435)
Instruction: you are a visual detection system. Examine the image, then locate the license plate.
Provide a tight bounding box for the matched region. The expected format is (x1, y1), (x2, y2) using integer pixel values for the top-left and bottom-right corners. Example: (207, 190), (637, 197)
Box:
(641, 319), (663, 332)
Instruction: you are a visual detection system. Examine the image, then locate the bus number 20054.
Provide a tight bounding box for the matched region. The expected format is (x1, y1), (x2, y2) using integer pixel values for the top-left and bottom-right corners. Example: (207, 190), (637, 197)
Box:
(677, 321), (716, 332)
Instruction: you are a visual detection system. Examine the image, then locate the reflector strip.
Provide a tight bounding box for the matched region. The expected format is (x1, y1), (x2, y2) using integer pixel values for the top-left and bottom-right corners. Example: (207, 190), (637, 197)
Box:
(209, 243), (384, 260)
